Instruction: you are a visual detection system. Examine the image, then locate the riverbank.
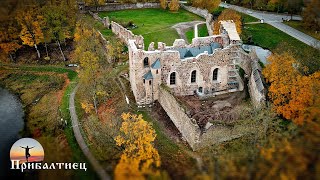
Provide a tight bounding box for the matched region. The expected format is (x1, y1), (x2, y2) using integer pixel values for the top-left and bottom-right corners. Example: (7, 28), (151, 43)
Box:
(0, 65), (96, 179)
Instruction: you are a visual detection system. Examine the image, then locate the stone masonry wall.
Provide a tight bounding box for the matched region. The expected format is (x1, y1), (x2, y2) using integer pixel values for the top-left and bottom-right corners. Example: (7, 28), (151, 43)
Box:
(128, 42), (241, 104)
(158, 85), (201, 150)
(111, 21), (144, 49)
(86, 3), (160, 12)
(158, 85), (262, 150)
(181, 4), (214, 36)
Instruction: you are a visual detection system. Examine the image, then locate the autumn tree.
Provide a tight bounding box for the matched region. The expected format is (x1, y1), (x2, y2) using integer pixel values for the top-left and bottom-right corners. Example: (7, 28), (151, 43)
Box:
(257, 52), (320, 179)
(267, 0), (280, 12)
(42, 4), (75, 61)
(17, 8), (44, 59)
(74, 20), (107, 114)
(213, 9), (242, 35)
(253, 0), (267, 10)
(205, 0), (221, 12)
(302, 0), (320, 31)
(160, 0), (167, 10)
(114, 113), (161, 180)
(263, 53), (320, 125)
(168, 0), (180, 12)
(0, 20), (21, 61)
(192, 0), (221, 12)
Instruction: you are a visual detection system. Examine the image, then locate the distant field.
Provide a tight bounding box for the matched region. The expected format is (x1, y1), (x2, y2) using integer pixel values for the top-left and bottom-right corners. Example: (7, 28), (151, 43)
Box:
(99, 8), (203, 48)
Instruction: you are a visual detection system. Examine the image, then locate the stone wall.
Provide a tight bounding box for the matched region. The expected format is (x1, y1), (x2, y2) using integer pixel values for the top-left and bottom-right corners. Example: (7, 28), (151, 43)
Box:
(111, 21), (144, 49)
(181, 4), (214, 36)
(158, 85), (201, 150)
(248, 60), (266, 108)
(158, 85), (262, 150)
(88, 11), (110, 28)
(86, 3), (160, 12)
(128, 39), (243, 105)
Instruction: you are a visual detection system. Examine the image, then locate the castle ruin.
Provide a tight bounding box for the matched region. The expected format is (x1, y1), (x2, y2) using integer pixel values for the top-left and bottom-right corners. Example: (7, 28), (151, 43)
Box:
(111, 19), (266, 150)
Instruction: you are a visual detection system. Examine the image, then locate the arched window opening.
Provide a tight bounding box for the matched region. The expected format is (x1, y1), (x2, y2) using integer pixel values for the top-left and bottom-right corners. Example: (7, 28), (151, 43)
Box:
(143, 57), (149, 67)
(213, 68), (218, 81)
(149, 80), (152, 85)
(198, 87), (203, 93)
(170, 72), (176, 85)
(191, 70), (196, 83)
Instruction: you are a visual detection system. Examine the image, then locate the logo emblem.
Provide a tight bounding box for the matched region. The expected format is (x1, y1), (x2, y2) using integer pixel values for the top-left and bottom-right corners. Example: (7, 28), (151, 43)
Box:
(10, 138), (44, 164)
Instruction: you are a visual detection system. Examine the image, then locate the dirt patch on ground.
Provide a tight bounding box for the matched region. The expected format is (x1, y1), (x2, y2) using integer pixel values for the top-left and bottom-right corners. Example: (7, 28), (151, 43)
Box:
(176, 91), (246, 130)
(172, 21), (205, 43)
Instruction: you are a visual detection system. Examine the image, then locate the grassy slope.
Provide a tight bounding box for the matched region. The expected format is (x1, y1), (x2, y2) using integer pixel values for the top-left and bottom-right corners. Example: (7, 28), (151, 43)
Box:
(0, 65), (97, 179)
(99, 8), (203, 47)
(137, 111), (197, 179)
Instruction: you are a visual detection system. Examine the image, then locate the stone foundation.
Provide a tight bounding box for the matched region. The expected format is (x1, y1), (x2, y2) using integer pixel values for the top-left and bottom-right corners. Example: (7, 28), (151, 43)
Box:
(158, 85), (262, 150)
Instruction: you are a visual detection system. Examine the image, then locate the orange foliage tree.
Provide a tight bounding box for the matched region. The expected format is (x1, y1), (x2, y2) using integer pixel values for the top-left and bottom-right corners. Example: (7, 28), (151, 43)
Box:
(262, 53), (320, 125)
(213, 9), (242, 35)
(17, 8), (44, 59)
(114, 113), (161, 180)
(0, 20), (21, 61)
(168, 0), (180, 12)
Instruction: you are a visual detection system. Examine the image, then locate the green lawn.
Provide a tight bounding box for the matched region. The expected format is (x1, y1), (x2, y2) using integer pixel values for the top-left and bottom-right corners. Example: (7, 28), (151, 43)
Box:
(99, 8), (203, 48)
(284, 20), (320, 41)
(242, 16), (320, 73)
(241, 13), (259, 23)
(185, 24), (208, 43)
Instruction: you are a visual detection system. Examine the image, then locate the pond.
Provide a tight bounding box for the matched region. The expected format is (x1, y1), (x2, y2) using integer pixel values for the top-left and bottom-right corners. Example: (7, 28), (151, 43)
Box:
(0, 87), (24, 177)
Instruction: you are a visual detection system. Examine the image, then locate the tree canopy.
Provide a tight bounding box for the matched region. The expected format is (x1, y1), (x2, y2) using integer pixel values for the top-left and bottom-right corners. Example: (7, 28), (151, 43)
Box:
(114, 113), (161, 180)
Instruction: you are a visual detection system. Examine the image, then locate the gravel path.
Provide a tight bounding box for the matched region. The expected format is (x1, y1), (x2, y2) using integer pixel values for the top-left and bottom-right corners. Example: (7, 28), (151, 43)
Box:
(69, 84), (111, 180)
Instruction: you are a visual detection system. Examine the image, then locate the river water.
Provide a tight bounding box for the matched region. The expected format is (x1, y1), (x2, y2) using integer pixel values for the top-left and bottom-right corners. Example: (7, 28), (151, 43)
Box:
(0, 87), (24, 177)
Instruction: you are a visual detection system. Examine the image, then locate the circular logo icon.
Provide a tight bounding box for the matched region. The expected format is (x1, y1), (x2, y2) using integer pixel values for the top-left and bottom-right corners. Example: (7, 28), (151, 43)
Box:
(10, 138), (44, 164)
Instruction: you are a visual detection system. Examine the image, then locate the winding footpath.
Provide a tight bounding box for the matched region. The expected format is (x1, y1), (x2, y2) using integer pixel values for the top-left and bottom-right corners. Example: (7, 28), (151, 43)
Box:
(69, 84), (111, 180)
(220, 2), (320, 48)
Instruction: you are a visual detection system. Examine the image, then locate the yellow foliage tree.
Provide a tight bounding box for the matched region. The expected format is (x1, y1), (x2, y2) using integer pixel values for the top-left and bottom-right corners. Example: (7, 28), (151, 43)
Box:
(213, 9), (242, 35)
(263, 53), (320, 125)
(160, 0), (167, 10)
(17, 8), (44, 58)
(114, 113), (161, 180)
(81, 101), (95, 114)
(257, 139), (309, 179)
(168, 0), (180, 12)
